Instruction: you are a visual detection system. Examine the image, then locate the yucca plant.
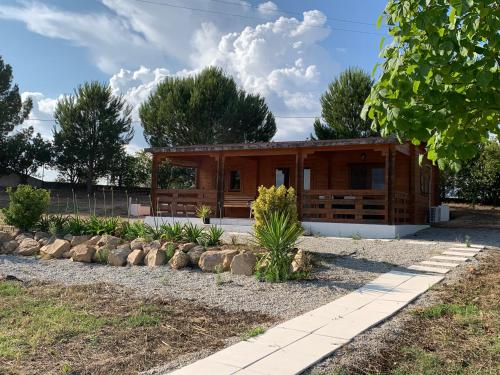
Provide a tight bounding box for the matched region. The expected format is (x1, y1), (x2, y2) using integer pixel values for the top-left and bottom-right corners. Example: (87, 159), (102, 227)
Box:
(201, 225), (224, 246)
(253, 211), (303, 282)
(120, 220), (154, 241)
(86, 216), (120, 236)
(44, 214), (70, 236)
(182, 222), (205, 243)
(196, 205), (212, 224)
(160, 222), (184, 242)
(63, 216), (89, 236)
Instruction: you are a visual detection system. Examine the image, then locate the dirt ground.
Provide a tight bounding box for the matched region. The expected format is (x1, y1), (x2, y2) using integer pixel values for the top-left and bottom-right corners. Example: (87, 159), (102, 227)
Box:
(0, 281), (273, 375)
(435, 203), (500, 229)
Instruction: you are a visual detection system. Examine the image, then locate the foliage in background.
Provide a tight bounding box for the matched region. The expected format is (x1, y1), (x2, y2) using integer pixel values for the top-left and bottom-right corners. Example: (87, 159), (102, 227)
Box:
(441, 139), (500, 205)
(53, 81), (133, 192)
(364, 0), (500, 169)
(2, 185), (50, 231)
(253, 211), (303, 282)
(139, 67), (276, 147)
(253, 185), (298, 231)
(312, 67), (376, 140)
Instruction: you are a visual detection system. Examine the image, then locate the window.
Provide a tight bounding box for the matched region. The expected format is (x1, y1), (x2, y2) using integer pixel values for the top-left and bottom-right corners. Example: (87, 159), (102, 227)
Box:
(349, 164), (385, 190)
(303, 168), (311, 190)
(275, 168), (290, 188)
(420, 167), (430, 194)
(229, 170), (241, 191)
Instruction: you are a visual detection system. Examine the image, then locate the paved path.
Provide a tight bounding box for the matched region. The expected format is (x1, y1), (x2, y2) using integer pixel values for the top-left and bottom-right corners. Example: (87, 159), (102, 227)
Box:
(169, 244), (483, 375)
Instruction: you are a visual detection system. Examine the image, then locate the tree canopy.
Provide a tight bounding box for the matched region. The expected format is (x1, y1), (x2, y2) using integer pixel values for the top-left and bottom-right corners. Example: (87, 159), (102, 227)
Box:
(53, 81), (133, 192)
(312, 67), (376, 140)
(139, 67), (276, 146)
(363, 0), (500, 170)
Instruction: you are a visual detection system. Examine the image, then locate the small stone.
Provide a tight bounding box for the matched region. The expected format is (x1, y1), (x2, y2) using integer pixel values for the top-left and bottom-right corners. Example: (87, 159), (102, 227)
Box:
(40, 239), (71, 259)
(34, 231), (49, 241)
(127, 249), (145, 266)
(97, 235), (121, 250)
(130, 238), (146, 251)
(17, 238), (40, 256)
(168, 250), (189, 269)
(71, 244), (96, 263)
(108, 247), (132, 266)
(179, 242), (197, 253)
(230, 252), (257, 276)
(144, 248), (166, 267)
(199, 249), (239, 272)
(1, 240), (19, 254)
(187, 246), (204, 266)
(71, 235), (90, 247)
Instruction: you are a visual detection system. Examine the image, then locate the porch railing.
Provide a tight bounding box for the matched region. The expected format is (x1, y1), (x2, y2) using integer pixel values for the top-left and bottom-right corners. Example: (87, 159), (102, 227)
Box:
(155, 189), (217, 217)
(393, 191), (410, 224)
(302, 189), (387, 224)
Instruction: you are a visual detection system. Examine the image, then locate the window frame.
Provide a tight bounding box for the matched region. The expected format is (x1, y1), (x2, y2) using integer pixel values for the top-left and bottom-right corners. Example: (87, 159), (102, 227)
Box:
(348, 163), (386, 190)
(228, 170), (241, 192)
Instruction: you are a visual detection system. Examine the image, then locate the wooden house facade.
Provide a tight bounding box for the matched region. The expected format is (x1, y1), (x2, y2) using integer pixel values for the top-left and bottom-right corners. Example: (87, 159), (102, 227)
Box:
(146, 137), (440, 226)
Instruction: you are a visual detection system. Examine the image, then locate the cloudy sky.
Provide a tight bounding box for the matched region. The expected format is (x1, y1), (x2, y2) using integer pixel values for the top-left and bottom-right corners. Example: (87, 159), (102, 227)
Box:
(1, 0), (388, 169)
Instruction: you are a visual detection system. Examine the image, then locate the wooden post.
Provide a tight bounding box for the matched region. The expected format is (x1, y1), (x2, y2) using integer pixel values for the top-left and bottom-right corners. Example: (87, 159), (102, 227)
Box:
(216, 153), (225, 218)
(408, 145), (416, 224)
(295, 150), (304, 220)
(388, 145), (396, 225)
(151, 154), (159, 215)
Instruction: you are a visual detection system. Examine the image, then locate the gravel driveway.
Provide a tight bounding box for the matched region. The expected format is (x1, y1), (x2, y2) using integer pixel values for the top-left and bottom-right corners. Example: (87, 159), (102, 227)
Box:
(2, 227), (488, 319)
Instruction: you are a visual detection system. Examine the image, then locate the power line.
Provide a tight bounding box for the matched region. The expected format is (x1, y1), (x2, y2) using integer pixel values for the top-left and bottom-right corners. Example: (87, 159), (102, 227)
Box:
(133, 0), (386, 36)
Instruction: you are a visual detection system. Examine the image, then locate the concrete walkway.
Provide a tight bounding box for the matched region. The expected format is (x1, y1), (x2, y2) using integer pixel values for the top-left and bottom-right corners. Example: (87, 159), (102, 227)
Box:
(169, 244), (483, 375)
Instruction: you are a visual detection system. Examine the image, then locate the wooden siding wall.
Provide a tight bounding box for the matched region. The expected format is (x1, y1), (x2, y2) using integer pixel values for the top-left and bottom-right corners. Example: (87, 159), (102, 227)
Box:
(198, 156), (217, 190)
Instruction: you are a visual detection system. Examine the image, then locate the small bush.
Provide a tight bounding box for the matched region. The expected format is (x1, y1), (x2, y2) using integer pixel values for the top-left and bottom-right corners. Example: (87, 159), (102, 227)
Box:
(253, 211), (302, 282)
(94, 247), (109, 264)
(86, 216), (120, 236)
(120, 221), (154, 241)
(2, 185), (50, 231)
(201, 225), (224, 246)
(196, 205), (212, 219)
(252, 185), (298, 231)
(160, 222), (184, 242)
(63, 216), (89, 236)
(163, 242), (176, 260)
(183, 222), (205, 243)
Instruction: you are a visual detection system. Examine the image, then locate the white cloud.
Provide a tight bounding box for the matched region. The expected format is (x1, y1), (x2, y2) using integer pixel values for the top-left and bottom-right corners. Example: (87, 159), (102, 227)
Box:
(19, 92), (59, 140)
(258, 1), (278, 15)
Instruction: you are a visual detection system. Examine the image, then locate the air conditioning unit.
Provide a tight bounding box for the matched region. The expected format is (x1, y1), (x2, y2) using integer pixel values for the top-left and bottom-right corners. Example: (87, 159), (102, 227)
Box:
(429, 206), (441, 224)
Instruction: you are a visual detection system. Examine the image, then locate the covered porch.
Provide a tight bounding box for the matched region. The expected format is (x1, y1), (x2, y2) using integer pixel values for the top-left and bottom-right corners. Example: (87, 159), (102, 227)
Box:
(148, 138), (439, 227)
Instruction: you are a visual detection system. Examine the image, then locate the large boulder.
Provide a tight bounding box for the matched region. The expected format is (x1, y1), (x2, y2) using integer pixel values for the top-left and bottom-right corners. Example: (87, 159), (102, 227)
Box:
(97, 235), (121, 250)
(186, 245), (204, 266)
(37, 237), (51, 247)
(15, 232), (33, 242)
(143, 240), (161, 255)
(130, 238), (147, 251)
(230, 252), (257, 276)
(199, 249), (239, 272)
(71, 244), (96, 263)
(34, 231), (49, 241)
(1, 240), (19, 254)
(108, 246), (132, 266)
(144, 248), (166, 267)
(168, 250), (189, 269)
(127, 249), (145, 266)
(17, 238), (41, 256)
(71, 235), (90, 247)
(87, 235), (101, 246)
(63, 234), (73, 242)
(40, 239), (70, 259)
(0, 231), (13, 242)
(179, 242), (197, 253)
(291, 250), (312, 273)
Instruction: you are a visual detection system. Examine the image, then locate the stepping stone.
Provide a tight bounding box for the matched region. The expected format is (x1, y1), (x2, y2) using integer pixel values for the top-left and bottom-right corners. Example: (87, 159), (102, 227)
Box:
(315, 309), (389, 339)
(206, 340), (278, 369)
(405, 240), (438, 246)
(361, 299), (408, 314)
(408, 265), (450, 274)
(448, 247), (481, 253)
(432, 255), (469, 262)
(247, 327), (309, 348)
(453, 244), (484, 249)
(169, 359), (239, 375)
(421, 260), (459, 268)
(443, 251), (477, 257)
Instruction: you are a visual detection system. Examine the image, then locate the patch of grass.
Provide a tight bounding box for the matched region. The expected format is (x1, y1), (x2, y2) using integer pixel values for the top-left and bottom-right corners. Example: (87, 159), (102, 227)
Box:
(242, 326), (266, 340)
(417, 303), (480, 319)
(0, 282), (24, 297)
(125, 305), (162, 327)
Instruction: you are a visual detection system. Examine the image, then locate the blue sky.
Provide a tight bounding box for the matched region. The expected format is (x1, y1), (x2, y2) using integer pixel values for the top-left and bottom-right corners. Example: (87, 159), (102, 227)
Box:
(0, 0), (388, 180)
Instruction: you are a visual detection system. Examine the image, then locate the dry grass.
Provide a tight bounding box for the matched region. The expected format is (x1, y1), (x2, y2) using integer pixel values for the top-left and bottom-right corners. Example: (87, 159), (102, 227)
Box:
(0, 281), (273, 375)
(436, 203), (500, 229)
(327, 251), (500, 375)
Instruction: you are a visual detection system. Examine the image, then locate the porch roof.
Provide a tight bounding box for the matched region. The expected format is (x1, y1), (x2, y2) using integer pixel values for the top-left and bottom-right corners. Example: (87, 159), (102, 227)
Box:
(145, 136), (399, 154)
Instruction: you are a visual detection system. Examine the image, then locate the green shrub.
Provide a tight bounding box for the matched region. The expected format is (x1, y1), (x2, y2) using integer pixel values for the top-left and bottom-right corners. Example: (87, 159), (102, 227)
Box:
(63, 216), (89, 236)
(253, 211), (303, 282)
(252, 185), (298, 232)
(196, 205), (212, 219)
(120, 221), (154, 241)
(182, 222), (205, 243)
(163, 242), (176, 260)
(94, 247), (109, 264)
(86, 216), (120, 236)
(2, 185), (50, 231)
(159, 222), (184, 242)
(201, 225), (224, 246)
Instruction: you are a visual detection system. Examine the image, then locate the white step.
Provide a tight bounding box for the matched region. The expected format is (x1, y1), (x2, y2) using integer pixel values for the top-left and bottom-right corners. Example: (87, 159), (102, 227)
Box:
(448, 247), (481, 253)
(443, 251), (477, 257)
(421, 260), (459, 268)
(407, 265), (450, 274)
(432, 255), (469, 262)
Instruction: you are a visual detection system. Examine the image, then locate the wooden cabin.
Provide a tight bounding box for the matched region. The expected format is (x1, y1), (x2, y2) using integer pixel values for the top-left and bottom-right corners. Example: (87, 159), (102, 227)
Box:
(146, 137), (440, 227)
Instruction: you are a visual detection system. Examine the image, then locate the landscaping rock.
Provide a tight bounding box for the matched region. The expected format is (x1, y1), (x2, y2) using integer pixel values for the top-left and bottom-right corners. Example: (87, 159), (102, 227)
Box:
(1, 240), (19, 254)
(34, 231), (49, 241)
(38, 237), (51, 247)
(63, 234), (73, 242)
(97, 235), (121, 249)
(160, 241), (177, 251)
(40, 239), (70, 259)
(108, 247), (132, 267)
(144, 248), (166, 267)
(130, 238), (146, 251)
(71, 235), (89, 247)
(230, 252), (257, 276)
(0, 231), (13, 242)
(87, 235), (101, 246)
(199, 249), (239, 272)
(179, 242), (197, 253)
(127, 249), (145, 265)
(291, 249), (312, 273)
(15, 232), (33, 242)
(168, 250), (189, 269)
(143, 241), (161, 255)
(187, 245), (204, 266)
(71, 244), (96, 263)
(17, 238), (40, 256)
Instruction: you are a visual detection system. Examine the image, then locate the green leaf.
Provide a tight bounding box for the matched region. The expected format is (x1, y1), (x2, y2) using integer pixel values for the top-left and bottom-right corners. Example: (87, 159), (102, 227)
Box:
(477, 71), (493, 87)
(449, 7), (457, 28)
(438, 27), (445, 37)
(371, 63), (379, 77)
(379, 36), (385, 51)
(376, 14), (383, 29)
(427, 149), (437, 161)
(412, 81), (421, 94)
